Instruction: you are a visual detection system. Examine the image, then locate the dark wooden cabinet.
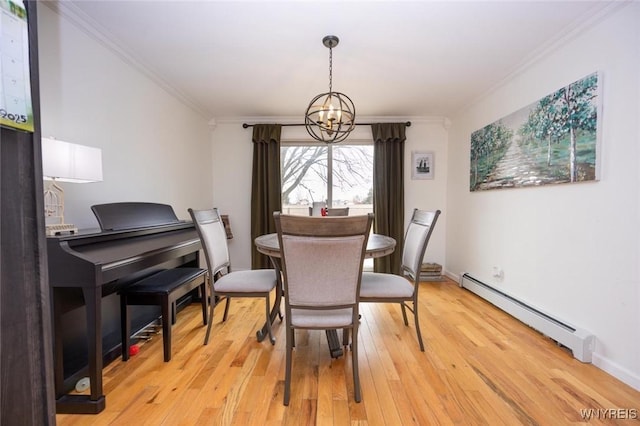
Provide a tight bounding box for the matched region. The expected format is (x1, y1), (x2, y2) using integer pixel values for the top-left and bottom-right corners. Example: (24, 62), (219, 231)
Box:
(0, 2), (56, 424)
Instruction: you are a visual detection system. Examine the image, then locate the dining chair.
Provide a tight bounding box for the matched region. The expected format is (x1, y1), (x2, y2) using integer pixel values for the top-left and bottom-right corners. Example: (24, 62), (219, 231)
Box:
(326, 207), (349, 216)
(360, 209), (440, 351)
(274, 212), (373, 405)
(189, 207), (277, 345)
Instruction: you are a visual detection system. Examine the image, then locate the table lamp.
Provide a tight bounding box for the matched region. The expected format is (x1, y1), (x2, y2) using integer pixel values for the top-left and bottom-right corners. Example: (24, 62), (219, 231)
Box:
(42, 137), (103, 236)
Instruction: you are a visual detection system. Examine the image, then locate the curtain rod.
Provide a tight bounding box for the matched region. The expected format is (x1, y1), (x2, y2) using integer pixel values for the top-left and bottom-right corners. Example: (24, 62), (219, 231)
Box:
(242, 121), (411, 128)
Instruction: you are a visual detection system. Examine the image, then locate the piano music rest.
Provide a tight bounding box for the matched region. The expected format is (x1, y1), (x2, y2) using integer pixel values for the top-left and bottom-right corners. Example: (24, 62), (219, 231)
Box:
(120, 267), (207, 362)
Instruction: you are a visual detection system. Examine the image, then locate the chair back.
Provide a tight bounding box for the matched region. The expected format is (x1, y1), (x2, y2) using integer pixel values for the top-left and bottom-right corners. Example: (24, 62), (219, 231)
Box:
(188, 208), (231, 276)
(401, 209), (441, 281)
(326, 207), (349, 216)
(275, 213), (373, 308)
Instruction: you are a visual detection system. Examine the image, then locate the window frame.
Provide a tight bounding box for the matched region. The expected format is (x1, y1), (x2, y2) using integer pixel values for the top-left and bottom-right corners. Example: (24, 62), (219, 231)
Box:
(280, 138), (373, 209)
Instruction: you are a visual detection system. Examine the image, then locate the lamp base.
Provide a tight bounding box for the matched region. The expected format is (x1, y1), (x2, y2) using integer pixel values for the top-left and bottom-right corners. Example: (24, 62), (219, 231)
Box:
(46, 223), (78, 236)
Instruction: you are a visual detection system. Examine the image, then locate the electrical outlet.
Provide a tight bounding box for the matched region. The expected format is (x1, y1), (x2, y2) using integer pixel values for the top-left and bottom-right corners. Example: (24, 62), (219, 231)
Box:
(492, 266), (504, 279)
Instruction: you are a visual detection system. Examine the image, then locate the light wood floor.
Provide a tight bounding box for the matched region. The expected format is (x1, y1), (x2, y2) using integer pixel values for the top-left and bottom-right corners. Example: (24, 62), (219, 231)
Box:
(57, 278), (639, 425)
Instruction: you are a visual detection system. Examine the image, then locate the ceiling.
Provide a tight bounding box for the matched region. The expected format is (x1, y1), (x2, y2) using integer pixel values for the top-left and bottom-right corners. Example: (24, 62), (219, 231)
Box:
(50, 1), (618, 121)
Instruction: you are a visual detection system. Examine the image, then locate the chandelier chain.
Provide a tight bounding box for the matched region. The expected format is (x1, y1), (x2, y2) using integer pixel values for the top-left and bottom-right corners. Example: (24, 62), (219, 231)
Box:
(328, 45), (333, 93)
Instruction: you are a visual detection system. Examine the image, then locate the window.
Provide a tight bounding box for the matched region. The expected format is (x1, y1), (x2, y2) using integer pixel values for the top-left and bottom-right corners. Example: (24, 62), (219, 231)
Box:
(281, 141), (373, 216)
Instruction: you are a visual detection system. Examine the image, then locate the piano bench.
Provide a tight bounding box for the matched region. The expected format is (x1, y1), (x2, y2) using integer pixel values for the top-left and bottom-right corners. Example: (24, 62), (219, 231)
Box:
(120, 267), (208, 362)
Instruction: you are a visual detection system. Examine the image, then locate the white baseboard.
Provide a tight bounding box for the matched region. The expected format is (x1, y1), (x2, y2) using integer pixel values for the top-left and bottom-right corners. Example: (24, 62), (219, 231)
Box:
(592, 353), (640, 392)
(443, 269), (640, 391)
(443, 270), (460, 283)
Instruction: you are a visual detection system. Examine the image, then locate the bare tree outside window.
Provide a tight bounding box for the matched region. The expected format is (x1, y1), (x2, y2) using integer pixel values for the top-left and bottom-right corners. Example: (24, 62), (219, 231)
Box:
(281, 144), (373, 216)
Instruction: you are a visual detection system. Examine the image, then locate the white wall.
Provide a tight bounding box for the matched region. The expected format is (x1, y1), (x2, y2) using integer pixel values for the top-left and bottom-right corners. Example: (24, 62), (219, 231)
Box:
(446, 3), (640, 389)
(404, 118), (449, 267)
(211, 118), (449, 270)
(38, 5), (213, 229)
(38, 0), (639, 393)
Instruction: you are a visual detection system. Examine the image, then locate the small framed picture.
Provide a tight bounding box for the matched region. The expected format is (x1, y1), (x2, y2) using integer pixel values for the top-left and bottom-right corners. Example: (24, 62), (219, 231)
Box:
(411, 151), (434, 180)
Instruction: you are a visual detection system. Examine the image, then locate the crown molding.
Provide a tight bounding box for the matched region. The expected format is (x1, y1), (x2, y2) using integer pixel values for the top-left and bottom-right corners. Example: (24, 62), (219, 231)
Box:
(42, 0), (211, 119)
(457, 0), (630, 116)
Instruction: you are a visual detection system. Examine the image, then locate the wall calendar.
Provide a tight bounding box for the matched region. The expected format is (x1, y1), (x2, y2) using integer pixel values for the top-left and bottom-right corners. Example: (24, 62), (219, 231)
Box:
(0, 0), (33, 133)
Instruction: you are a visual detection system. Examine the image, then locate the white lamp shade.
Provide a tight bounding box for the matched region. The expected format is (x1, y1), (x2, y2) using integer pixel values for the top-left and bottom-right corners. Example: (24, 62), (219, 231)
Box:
(42, 137), (103, 183)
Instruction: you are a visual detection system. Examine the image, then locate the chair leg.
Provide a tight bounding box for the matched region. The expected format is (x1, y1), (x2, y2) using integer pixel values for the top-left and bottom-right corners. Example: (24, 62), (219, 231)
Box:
(222, 297), (231, 322)
(342, 328), (349, 347)
(204, 297), (215, 345)
(283, 326), (293, 406)
(351, 323), (361, 403)
(413, 301), (425, 351)
(400, 302), (409, 326)
(276, 271), (284, 321)
(199, 283), (208, 325)
(120, 294), (131, 361)
(161, 295), (172, 362)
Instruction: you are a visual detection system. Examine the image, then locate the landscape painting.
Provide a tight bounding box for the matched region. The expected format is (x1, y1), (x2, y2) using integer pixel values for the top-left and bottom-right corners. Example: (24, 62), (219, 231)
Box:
(470, 72), (601, 192)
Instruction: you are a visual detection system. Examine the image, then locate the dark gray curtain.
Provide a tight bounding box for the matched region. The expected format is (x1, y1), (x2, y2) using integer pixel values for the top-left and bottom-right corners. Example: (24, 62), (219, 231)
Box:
(371, 123), (406, 274)
(251, 124), (282, 269)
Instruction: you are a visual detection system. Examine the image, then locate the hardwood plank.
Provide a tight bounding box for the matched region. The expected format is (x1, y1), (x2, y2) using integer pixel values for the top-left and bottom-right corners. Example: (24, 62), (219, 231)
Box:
(56, 278), (640, 425)
(316, 352), (335, 420)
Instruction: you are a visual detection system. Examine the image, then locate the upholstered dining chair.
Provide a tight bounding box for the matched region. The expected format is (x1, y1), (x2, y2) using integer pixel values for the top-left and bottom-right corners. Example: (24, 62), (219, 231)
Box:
(189, 207), (277, 345)
(274, 212), (373, 405)
(360, 209), (440, 351)
(326, 207), (349, 216)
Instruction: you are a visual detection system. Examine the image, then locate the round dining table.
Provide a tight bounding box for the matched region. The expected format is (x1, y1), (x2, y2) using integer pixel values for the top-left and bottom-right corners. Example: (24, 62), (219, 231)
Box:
(255, 232), (396, 259)
(254, 232), (396, 357)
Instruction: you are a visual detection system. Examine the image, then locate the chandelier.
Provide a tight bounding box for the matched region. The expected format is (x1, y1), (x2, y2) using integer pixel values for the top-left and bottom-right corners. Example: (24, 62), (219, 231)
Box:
(304, 35), (356, 144)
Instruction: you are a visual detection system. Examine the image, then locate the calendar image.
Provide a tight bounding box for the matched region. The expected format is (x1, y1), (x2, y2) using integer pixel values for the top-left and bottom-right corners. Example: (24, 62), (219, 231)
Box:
(0, 0), (33, 132)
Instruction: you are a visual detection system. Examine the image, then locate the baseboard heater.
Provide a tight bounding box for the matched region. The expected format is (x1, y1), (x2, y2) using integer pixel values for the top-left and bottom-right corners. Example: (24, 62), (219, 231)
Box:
(459, 273), (594, 363)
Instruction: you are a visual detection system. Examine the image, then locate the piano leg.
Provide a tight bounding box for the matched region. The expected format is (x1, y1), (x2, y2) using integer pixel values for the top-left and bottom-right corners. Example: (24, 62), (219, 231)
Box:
(86, 286), (105, 405)
(54, 286), (106, 414)
(53, 290), (66, 399)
